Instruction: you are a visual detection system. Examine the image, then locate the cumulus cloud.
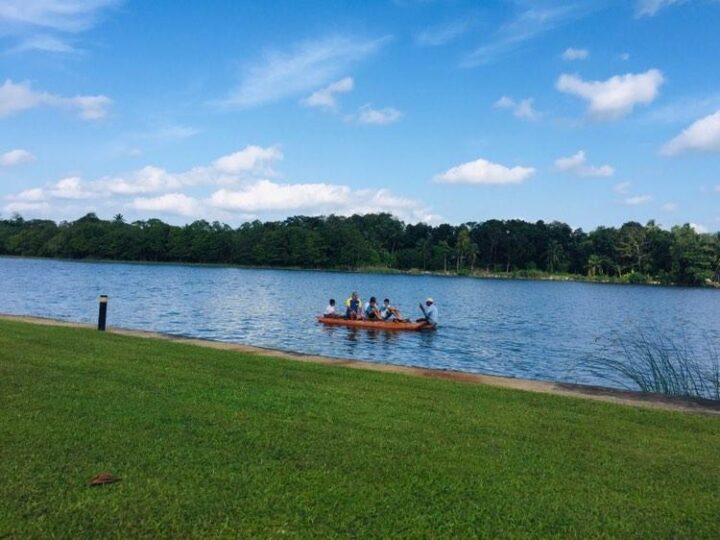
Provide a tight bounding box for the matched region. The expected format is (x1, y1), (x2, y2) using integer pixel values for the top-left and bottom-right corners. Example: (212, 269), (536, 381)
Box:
(48, 177), (99, 199)
(661, 202), (678, 212)
(208, 181), (437, 223)
(130, 193), (204, 218)
(356, 105), (403, 125)
(3, 201), (50, 214)
(554, 150), (614, 177)
(10, 187), (46, 202)
(494, 96), (541, 121)
(635, 0), (686, 17)
(556, 69), (664, 120)
(435, 158), (535, 185)
(302, 77), (354, 110)
(622, 195), (652, 206)
(690, 222), (708, 233)
(0, 79), (111, 119)
(4, 145), (438, 223)
(212, 145), (283, 175)
(562, 47), (588, 61)
(209, 181), (349, 212)
(1, 148), (35, 166)
(660, 111), (720, 155)
(220, 36), (387, 108)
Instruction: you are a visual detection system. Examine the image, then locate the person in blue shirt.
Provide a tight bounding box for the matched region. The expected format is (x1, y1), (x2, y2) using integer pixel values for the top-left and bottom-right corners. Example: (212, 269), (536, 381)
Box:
(364, 296), (382, 320)
(417, 297), (438, 327)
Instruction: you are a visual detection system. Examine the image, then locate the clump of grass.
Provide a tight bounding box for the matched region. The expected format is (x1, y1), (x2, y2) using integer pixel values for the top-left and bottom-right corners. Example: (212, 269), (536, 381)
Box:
(585, 328), (720, 400)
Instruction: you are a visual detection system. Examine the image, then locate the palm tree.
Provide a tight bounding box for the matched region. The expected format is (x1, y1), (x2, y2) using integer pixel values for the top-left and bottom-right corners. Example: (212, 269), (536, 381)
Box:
(587, 254), (603, 277)
(544, 240), (564, 273)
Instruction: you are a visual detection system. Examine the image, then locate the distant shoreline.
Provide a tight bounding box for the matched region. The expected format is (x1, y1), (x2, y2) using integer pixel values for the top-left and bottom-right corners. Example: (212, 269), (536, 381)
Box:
(1, 254), (718, 290)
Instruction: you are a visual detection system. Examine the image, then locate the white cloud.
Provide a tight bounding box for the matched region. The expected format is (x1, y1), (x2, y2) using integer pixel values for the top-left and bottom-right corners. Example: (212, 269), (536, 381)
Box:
(415, 19), (471, 46)
(613, 182), (632, 194)
(212, 145), (283, 175)
(102, 166), (184, 195)
(435, 158), (535, 185)
(3, 201), (49, 214)
(494, 96), (541, 121)
(302, 77), (354, 110)
(556, 69), (664, 120)
(660, 202), (678, 212)
(10, 187), (45, 202)
(356, 105), (403, 125)
(0, 0), (121, 32)
(0, 148), (35, 166)
(690, 222), (708, 233)
(220, 36), (387, 108)
(207, 180), (437, 223)
(0, 79), (111, 119)
(209, 181), (349, 212)
(562, 47), (588, 61)
(554, 150), (614, 177)
(9, 34), (78, 54)
(4, 144), (438, 224)
(130, 193), (204, 218)
(660, 111), (720, 155)
(622, 195), (652, 206)
(635, 0), (686, 17)
(49, 177), (98, 199)
(0, 0), (121, 54)
(463, 4), (593, 66)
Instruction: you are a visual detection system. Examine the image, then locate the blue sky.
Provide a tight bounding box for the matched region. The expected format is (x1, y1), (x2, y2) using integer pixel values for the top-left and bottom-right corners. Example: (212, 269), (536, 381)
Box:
(1, 0), (720, 231)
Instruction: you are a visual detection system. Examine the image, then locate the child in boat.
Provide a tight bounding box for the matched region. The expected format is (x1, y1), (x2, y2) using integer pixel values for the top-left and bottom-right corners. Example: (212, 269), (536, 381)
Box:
(380, 298), (404, 321)
(324, 299), (341, 318)
(345, 292), (362, 319)
(364, 297), (382, 320)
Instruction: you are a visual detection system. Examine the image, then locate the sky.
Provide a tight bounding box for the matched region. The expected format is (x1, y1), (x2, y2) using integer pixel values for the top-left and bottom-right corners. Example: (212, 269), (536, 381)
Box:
(1, 0), (720, 232)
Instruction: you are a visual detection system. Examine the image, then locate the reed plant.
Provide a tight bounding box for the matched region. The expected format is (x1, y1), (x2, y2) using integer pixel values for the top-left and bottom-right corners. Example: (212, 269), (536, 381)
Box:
(586, 327), (720, 400)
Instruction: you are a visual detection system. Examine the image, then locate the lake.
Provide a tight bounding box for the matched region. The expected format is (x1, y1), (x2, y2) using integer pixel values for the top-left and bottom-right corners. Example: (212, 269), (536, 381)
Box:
(1, 256), (719, 390)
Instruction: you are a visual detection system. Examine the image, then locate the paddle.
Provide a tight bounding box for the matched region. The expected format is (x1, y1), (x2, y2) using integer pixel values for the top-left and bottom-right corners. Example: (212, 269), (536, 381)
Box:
(419, 302), (428, 323)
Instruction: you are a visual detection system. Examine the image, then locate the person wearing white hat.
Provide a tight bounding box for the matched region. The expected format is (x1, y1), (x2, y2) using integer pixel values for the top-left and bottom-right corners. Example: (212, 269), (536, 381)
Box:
(417, 297), (438, 327)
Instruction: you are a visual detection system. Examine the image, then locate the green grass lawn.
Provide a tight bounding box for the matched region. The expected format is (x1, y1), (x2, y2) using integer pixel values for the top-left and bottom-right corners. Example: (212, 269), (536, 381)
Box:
(1, 319), (719, 538)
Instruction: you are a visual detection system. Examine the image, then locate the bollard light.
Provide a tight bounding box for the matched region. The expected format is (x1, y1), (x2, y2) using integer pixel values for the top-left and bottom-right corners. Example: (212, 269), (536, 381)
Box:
(98, 295), (108, 331)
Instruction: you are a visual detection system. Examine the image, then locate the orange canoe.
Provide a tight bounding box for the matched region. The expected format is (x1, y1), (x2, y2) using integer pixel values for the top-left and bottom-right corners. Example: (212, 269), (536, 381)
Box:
(316, 316), (434, 331)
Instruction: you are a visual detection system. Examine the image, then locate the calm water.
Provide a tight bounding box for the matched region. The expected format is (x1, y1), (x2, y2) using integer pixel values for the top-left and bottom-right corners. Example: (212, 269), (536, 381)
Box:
(2, 256), (719, 389)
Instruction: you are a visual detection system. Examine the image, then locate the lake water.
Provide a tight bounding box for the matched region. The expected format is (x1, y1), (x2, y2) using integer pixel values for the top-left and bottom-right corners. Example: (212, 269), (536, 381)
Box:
(1, 256), (719, 390)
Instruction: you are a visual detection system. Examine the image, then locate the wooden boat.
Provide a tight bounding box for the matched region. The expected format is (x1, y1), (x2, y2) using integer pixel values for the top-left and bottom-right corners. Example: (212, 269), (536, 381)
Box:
(316, 315), (434, 331)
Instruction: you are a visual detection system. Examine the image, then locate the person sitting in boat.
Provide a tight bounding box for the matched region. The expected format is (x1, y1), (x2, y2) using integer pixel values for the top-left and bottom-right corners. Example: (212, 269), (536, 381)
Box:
(364, 297), (382, 320)
(345, 292), (362, 319)
(380, 298), (404, 321)
(416, 297), (438, 328)
(324, 298), (341, 318)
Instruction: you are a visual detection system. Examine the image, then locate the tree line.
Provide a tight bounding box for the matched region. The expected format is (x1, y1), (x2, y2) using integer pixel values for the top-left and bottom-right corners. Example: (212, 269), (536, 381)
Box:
(1, 212), (719, 286)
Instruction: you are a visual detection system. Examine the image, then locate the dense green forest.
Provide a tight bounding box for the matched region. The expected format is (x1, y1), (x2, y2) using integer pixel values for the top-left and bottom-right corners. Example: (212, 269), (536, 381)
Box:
(1, 212), (719, 286)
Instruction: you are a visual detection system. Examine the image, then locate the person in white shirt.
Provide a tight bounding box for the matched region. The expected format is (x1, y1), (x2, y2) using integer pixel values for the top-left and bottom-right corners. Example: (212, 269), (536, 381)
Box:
(324, 298), (341, 318)
(380, 298), (404, 321)
(417, 297), (438, 328)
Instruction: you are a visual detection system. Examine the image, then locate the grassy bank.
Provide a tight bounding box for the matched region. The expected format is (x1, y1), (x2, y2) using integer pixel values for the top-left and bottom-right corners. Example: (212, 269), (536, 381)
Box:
(1, 320), (719, 537)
